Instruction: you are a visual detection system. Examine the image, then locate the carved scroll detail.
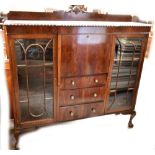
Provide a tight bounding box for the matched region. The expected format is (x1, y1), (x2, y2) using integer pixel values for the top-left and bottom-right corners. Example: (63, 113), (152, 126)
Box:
(68, 5), (87, 14)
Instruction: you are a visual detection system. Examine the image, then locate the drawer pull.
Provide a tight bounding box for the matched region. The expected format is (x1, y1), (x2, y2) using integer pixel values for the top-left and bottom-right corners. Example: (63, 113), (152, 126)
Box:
(70, 95), (75, 100)
(71, 80), (75, 86)
(70, 111), (74, 116)
(94, 79), (99, 83)
(93, 93), (98, 97)
(91, 108), (96, 113)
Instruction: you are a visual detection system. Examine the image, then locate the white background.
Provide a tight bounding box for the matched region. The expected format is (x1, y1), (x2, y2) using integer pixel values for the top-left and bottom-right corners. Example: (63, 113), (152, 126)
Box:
(0, 0), (155, 154)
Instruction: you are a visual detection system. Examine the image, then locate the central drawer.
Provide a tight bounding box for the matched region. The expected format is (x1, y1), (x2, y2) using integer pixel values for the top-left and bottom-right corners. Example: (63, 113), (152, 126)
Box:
(59, 102), (104, 121)
(60, 87), (105, 106)
(60, 74), (107, 89)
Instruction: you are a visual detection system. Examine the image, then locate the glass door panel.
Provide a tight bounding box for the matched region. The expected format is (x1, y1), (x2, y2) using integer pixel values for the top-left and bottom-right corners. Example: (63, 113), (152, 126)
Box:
(15, 38), (54, 122)
(107, 38), (143, 111)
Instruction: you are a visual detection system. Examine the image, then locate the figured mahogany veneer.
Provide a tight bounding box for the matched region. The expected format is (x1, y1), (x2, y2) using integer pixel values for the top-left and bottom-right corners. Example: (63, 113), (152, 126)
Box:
(60, 34), (111, 77)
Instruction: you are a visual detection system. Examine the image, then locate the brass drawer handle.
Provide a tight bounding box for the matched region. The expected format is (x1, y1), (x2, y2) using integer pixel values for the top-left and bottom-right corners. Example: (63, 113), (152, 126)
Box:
(93, 93), (98, 97)
(70, 111), (74, 116)
(91, 108), (96, 113)
(94, 79), (99, 83)
(70, 95), (75, 100)
(71, 80), (75, 86)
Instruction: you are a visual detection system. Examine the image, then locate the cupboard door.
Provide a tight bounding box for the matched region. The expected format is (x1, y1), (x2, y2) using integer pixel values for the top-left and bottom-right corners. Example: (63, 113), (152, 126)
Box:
(106, 37), (144, 112)
(60, 34), (111, 77)
(13, 38), (55, 123)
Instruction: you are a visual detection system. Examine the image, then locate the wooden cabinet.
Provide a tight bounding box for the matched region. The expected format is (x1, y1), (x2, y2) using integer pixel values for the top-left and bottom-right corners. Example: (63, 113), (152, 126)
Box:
(3, 11), (151, 149)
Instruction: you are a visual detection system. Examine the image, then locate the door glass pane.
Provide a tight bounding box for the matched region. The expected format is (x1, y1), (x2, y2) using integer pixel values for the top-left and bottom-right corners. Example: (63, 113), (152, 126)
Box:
(15, 38), (54, 122)
(107, 38), (143, 111)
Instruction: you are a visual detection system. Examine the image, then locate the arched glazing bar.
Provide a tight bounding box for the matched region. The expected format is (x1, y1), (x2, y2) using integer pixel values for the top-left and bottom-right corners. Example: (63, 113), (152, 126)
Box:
(16, 39), (53, 118)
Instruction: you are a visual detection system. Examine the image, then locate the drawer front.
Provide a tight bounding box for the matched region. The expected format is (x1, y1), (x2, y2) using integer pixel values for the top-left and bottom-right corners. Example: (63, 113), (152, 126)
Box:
(60, 87), (105, 106)
(61, 74), (107, 89)
(59, 102), (104, 121)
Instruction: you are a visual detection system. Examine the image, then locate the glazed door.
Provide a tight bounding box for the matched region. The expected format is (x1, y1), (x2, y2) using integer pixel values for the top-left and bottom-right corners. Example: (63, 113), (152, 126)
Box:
(11, 36), (56, 126)
(106, 36), (145, 113)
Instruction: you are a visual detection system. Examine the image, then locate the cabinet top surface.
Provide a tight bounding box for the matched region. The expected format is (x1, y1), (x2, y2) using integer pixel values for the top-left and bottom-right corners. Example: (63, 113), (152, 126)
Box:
(4, 20), (152, 27)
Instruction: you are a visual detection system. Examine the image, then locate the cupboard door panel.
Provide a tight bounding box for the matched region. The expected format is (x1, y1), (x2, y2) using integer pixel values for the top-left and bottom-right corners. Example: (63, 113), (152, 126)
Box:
(14, 38), (55, 122)
(61, 34), (111, 77)
(106, 37), (143, 112)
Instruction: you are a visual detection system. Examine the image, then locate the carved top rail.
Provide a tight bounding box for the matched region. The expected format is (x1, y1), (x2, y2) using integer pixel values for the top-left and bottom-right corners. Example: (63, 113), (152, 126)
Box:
(7, 11), (133, 22)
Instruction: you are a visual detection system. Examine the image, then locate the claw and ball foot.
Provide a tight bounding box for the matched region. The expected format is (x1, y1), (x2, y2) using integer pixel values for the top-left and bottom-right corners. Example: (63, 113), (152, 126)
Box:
(14, 130), (20, 150)
(128, 111), (136, 128)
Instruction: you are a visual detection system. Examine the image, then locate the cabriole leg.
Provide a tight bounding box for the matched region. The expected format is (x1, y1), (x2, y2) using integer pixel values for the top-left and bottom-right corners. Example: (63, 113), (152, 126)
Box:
(14, 129), (20, 150)
(128, 111), (136, 128)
